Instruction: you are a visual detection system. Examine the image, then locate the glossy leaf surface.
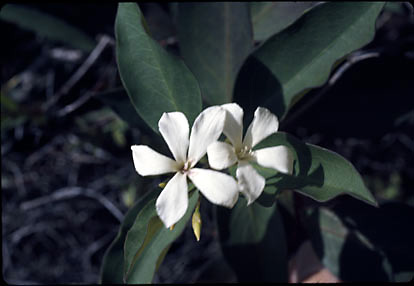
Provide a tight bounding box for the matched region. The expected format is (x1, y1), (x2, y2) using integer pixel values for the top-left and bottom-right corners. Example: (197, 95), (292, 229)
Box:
(306, 201), (414, 282)
(235, 2), (385, 119)
(123, 190), (199, 284)
(177, 3), (253, 105)
(115, 3), (202, 133)
(99, 189), (159, 284)
(250, 2), (315, 42)
(254, 132), (377, 206)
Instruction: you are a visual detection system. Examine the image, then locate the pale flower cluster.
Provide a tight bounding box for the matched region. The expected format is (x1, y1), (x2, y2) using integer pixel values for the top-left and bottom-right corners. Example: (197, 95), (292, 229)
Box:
(131, 103), (293, 228)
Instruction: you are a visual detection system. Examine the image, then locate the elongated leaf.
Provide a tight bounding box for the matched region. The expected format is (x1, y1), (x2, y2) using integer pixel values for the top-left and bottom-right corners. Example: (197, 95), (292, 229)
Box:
(327, 200), (414, 282)
(176, 3), (253, 105)
(235, 2), (385, 119)
(250, 2), (315, 42)
(304, 203), (413, 281)
(217, 197), (288, 282)
(254, 132), (377, 206)
(115, 3), (202, 133)
(99, 188), (160, 284)
(123, 190), (199, 284)
(0, 4), (95, 52)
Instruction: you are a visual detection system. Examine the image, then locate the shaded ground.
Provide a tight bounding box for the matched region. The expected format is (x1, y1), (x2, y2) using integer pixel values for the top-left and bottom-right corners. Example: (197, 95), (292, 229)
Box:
(1, 3), (413, 284)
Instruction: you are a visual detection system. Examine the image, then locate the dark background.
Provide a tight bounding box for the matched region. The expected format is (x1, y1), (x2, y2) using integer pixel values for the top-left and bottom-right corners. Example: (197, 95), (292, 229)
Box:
(1, 3), (413, 284)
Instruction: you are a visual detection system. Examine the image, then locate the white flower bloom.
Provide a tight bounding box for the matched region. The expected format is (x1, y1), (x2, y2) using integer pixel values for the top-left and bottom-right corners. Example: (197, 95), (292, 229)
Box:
(207, 103), (293, 205)
(131, 106), (239, 228)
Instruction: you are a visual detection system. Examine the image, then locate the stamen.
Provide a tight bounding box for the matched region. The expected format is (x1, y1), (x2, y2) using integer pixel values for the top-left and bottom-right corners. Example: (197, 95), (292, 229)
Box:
(237, 145), (252, 160)
(180, 160), (192, 174)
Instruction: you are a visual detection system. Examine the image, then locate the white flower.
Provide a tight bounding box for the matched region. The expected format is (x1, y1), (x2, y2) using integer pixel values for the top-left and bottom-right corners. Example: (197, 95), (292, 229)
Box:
(207, 103), (293, 205)
(131, 106), (239, 228)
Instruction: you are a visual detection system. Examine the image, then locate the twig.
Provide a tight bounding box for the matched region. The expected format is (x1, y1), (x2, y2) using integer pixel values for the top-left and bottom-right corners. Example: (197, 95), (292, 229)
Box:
(10, 223), (51, 244)
(43, 35), (112, 111)
(328, 51), (380, 85)
(20, 187), (124, 222)
(55, 91), (94, 117)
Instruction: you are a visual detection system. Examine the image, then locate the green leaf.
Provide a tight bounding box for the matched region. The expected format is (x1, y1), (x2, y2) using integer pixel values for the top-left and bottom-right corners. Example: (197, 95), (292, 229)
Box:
(322, 200), (414, 282)
(123, 190), (199, 284)
(304, 203), (412, 281)
(99, 188), (160, 284)
(254, 132), (377, 206)
(0, 4), (95, 52)
(115, 3), (202, 133)
(250, 2), (315, 42)
(217, 197), (288, 282)
(235, 2), (385, 119)
(176, 3), (253, 105)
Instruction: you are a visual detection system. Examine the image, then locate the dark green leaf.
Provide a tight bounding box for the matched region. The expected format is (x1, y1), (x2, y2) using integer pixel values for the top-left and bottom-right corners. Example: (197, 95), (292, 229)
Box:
(235, 2), (385, 119)
(123, 190), (199, 284)
(255, 132), (377, 206)
(115, 3), (202, 133)
(0, 4), (95, 52)
(99, 188), (160, 284)
(217, 197), (288, 282)
(250, 2), (315, 42)
(176, 3), (253, 105)
(304, 201), (414, 282)
(327, 200), (414, 282)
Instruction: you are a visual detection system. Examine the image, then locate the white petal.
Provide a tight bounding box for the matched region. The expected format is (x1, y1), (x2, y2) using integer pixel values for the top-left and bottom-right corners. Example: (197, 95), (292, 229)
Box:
(156, 172), (188, 228)
(131, 145), (178, 176)
(158, 112), (189, 163)
(243, 107), (279, 148)
(188, 168), (239, 208)
(222, 103), (244, 149)
(207, 141), (237, 170)
(236, 161), (266, 205)
(253, 146), (294, 174)
(188, 106), (226, 166)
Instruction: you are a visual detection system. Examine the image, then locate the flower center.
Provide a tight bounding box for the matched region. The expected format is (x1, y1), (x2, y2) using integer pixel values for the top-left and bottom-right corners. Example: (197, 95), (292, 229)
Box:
(180, 160), (192, 173)
(236, 145), (252, 161)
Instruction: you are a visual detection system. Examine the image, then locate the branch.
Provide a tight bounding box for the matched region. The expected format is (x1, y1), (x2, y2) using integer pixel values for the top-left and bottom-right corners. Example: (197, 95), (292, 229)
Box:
(20, 187), (124, 222)
(42, 35), (113, 111)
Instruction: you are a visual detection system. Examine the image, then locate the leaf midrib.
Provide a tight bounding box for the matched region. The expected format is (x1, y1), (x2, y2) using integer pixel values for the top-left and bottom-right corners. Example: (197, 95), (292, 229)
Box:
(124, 5), (180, 112)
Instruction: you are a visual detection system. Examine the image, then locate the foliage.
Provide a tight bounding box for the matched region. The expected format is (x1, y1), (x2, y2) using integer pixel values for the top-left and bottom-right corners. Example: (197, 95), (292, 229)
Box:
(99, 2), (400, 283)
(2, 2), (412, 284)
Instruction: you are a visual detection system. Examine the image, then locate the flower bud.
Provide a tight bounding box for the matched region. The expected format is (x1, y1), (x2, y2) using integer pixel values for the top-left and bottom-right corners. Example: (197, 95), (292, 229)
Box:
(192, 199), (202, 241)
